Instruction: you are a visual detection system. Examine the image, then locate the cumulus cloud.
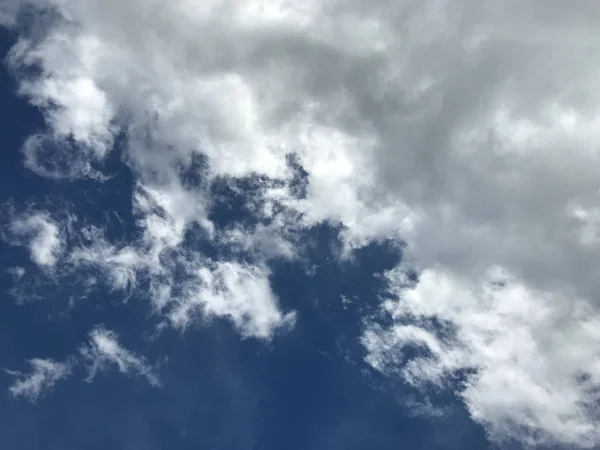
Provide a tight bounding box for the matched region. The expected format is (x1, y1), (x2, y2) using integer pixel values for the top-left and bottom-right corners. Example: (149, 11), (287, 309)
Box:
(363, 266), (600, 448)
(80, 327), (160, 387)
(6, 358), (72, 402)
(3, 0), (600, 446)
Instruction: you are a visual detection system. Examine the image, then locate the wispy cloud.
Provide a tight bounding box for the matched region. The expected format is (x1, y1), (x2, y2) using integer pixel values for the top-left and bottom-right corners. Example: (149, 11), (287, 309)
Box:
(80, 327), (160, 387)
(363, 266), (600, 448)
(6, 358), (73, 402)
(6, 327), (162, 401)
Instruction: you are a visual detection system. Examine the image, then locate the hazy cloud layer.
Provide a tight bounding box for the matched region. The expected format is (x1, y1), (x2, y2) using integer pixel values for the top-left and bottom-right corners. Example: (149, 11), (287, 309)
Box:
(3, 0), (600, 447)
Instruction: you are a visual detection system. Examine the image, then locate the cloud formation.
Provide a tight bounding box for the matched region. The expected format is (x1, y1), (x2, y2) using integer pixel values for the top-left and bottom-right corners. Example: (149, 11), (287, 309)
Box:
(5, 210), (64, 269)
(167, 261), (297, 339)
(363, 267), (600, 448)
(6, 326), (161, 401)
(3, 0), (600, 447)
(80, 327), (160, 386)
(6, 358), (72, 402)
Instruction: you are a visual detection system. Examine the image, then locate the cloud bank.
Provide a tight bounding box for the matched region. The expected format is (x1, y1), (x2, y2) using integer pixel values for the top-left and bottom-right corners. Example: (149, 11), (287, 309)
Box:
(3, 0), (600, 447)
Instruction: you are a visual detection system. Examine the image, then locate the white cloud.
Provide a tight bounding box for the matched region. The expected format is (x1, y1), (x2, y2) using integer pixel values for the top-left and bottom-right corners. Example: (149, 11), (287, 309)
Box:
(20, 133), (109, 181)
(8, 211), (64, 269)
(63, 187), (297, 339)
(6, 358), (72, 402)
(6, 327), (162, 401)
(363, 266), (600, 447)
(68, 224), (145, 293)
(3, 0), (600, 446)
(80, 327), (160, 387)
(168, 261), (297, 340)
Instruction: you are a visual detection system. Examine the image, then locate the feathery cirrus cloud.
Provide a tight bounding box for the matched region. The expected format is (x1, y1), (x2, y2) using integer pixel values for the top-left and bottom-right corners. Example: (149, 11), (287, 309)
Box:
(6, 326), (160, 401)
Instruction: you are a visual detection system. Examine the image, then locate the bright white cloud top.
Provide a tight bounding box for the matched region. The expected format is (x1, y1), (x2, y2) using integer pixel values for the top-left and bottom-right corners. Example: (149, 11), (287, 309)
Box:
(2, 0), (600, 447)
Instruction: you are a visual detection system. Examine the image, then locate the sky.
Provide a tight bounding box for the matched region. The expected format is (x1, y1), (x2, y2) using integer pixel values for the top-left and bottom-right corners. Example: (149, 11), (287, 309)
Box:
(1, 1), (600, 449)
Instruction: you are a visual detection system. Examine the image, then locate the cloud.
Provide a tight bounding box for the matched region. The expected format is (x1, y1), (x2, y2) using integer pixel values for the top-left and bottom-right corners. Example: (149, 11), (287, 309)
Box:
(6, 211), (65, 269)
(21, 133), (109, 181)
(0, 0), (26, 27)
(6, 358), (72, 402)
(62, 187), (297, 339)
(363, 267), (600, 448)
(167, 261), (297, 339)
(3, 0), (600, 447)
(67, 224), (145, 293)
(5, 327), (161, 401)
(80, 327), (160, 387)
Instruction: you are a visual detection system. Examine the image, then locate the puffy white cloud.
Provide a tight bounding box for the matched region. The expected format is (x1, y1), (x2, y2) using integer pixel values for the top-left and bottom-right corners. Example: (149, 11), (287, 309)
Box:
(80, 327), (160, 387)
(6, 358), (72, 402)
(363, 269), (600, 447)
(7, 211), (64, 269)
(3, 0), (600, 446)
(363, 266), (600, 448)
(167, 261), (297, 339)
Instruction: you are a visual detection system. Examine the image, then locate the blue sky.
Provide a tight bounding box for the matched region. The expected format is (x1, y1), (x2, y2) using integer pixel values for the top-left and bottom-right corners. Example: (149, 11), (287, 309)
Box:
(1, 2), (600, 450)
